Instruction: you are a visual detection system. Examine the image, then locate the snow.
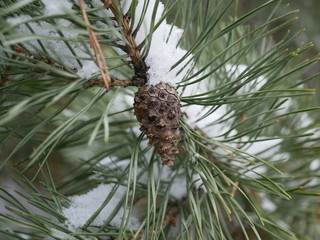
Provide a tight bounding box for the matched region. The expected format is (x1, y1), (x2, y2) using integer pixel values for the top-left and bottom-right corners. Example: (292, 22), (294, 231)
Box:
(89, 0), (112, 19)
(169, 174), (188, 199)
(6, 8), (99, 79)
(181, 84), (236, 138)
(245, 165), (267, 178)
(275, 98), (292, 116)
(98, 156), (114, 166)
(179, 62), (273, 138)
(63, 184), (140, 230)
(99, 156), (131, 170)
(4, 0), (318, 238)
(98, 134), (189, 200)
(133, 1), (193, 86)
(61, 109), (76, 118)
(76, 60), (100, 79)
(41, 0), (73, 15)
(179, 62), (291, 170)
(6, 14), (92, 71)
(299, 112), (314, 128)
(180, 68), (236, 138)
(224, 64), (267, 94)
(260, 193), (277, 212)
(110, 93), (135, 114)
(243, 138), (282, 159)
(185, 104), (235, 138)
(43, 229), (75, 240)
(6, 0), (192, 85)
(62, 158), (191, 233)
(310, 159), (320, 171)
(192, 173), (206, 191)
(16, 233), (31, 239)
(6, 14), (31, 25)
(139, 166), (188, 199)
(145, 21), (190, 86)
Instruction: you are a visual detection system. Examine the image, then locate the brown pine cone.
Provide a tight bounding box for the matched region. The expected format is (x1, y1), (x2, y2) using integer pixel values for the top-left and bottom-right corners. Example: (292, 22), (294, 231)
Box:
(134, 82), (182, 166)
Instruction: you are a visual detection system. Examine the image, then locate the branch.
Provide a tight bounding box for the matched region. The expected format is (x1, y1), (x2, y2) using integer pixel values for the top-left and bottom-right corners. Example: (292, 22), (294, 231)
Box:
(86, 77), (133, 88)
(104, 0), (148, 86)
(0, 45), (65, 87)
(4, 45), (138, 91)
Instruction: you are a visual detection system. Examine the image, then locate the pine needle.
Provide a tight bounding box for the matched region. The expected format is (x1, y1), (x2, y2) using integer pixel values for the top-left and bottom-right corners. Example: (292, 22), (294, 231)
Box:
(78, 0), (111, 90)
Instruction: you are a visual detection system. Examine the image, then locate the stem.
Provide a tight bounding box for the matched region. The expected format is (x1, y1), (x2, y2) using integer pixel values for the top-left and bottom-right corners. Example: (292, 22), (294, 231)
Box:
(86, 77), (133, 88)
(104, 0), (148, 86)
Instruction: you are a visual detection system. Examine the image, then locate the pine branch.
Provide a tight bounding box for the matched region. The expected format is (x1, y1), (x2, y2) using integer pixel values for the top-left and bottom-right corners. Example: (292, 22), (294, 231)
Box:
(104, 0), (148, 86)
(0, 0), (319, 239)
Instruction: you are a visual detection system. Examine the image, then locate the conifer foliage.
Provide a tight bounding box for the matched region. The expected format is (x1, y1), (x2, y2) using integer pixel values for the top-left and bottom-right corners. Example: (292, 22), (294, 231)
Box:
(0, 0), (319, 239)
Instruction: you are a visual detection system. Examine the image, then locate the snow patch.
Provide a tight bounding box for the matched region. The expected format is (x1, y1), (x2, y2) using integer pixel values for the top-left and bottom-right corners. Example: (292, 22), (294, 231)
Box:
(169, 174), (188, 199)
(43, 229), (75, 240)
(62, 184), (140, 230)
(243, 138), (282, 159)
(6, 15), (90, 70)
(99, 156), (131, 170)
(132, 1), (192, 86)
(76, 61), (100, 79)
(7, 0), (193, 85)
(310, 159), (320, 171)
(299, 112), (314, 128)
(41, 0), (73, 15)
(260, 193), (277, 212)
(192, 173), (206, 191)
(183, 102), (235, 138)
(145, 21), (190, 86)
(6, 15), (31, 25)
(224, 64), (267, 94)
(275, 98), (292, 116)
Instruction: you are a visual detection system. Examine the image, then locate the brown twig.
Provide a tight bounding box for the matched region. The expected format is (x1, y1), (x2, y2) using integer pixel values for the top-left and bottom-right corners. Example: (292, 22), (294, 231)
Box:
(162, 203), (180, 227)
(0, 57), (17, 87)
(86, 77), (133, 88)
(3, 45), (136, 91)
(104, 0), (148, 86)
(78, 0), (111, 90)
(0, 45), (65, 87)
(11, 45), (59, 67)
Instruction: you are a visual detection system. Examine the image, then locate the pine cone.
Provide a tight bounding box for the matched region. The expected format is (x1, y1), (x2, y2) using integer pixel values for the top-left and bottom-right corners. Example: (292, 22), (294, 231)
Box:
(134, 82), (182, 166)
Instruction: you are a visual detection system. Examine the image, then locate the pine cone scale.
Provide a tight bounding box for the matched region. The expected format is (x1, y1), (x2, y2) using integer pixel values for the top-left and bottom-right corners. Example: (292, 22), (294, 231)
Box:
(134, 82), (182, 166)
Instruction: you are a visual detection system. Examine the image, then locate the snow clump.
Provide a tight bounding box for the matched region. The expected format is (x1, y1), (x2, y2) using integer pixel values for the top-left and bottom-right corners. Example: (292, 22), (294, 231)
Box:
(133, 1), (192, 86)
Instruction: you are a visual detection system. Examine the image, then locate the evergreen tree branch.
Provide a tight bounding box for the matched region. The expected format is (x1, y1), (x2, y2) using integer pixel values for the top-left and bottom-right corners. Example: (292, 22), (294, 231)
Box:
(0, 0), (319, 239)
(104, 0), (148, 86)
(86, 77), (133, 88)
